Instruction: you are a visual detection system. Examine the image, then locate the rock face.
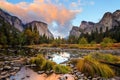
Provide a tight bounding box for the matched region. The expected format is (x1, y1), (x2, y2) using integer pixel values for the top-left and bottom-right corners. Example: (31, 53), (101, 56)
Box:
(0, 9), (23, 32)
(70, 10), (120, 37)
(26, 21), (53, 38)
(80, 21), (95, 34)
(0, 9), (54, 38)
(70, 26), (81, 37)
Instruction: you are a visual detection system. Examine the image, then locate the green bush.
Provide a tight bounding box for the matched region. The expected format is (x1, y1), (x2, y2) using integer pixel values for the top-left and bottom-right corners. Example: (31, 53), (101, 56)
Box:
(54, 64), (71, 74)
(100, 37), (115, 47)
(42, 60), (56, 71)
(29, 54), (45, 69)
(100, 42), (107, 47)
(90, 41), (96, 44)
(79, 37), (88, 44)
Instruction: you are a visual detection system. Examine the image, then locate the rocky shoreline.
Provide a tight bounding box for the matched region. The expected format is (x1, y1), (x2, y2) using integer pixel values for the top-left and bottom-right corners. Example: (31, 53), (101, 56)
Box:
(0, 56), (25, 80)
(24, 47), (120, 55)
(0, 48), (120, 80)
(0, 55), (120, 80)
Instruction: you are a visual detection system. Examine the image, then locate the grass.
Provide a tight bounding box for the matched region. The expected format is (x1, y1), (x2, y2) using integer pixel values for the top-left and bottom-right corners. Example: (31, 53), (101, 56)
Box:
(76, 55), (115, 78)
(53, 64), (71, 74)
(30, 54), (45, 69)
(26, 43), (120, 50)
(42, 60), (56, 71)
(89, 52), (120, 63)
(29, 54), (71, 74)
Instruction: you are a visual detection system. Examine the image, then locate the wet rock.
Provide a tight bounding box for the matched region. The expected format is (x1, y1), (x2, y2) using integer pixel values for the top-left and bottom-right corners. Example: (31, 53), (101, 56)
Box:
(80, 74), (84, 77)
(38, 71), (44, 74)
(74, 76), (78, 80)
(59, 76), (67, 80)
(30, 64), (36, 67)
(83, 76), (87, 80)
(6, 78), (10, 80)
(92, 78), (98, 80)
(10, 62), (14, 66)
(1, 71), (7, 75)
(70, 64), (74, 68)
(12, 63), (22, 67)
(4, 66), (11, 70)
(0, 68), (3, 71)
(13, 67), (20, 70)
(1, 73), (10, 79)
(10, 72), (16, 76)
(4, 61), (10, 64)
(88, 76), (92, 79)
(50, 70), (54, 73)
(76, 72), (81, 76)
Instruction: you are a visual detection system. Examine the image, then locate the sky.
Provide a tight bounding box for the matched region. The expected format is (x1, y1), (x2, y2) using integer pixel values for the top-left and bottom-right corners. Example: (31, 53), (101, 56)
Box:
(0, 0), (120, 38)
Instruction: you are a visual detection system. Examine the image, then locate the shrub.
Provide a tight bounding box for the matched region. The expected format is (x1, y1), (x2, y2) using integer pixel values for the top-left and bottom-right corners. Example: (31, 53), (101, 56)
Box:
(89, 53), (120, 63)
(29, 54), (46, 69)
(90, 41), (96, 44)
(42, 60), (56, 71)
(76, 55), (115, 78)
(29, 54), (71, 74)
(54, 64), (71, 74)
(100, 37), (115, 47)
(100, 42), (107, 47)
(79, 37), (88, 44)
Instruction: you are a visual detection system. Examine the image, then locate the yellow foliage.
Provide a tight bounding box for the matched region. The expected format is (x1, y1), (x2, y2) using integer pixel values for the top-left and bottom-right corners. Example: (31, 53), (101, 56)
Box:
(76, 55), (115, 78)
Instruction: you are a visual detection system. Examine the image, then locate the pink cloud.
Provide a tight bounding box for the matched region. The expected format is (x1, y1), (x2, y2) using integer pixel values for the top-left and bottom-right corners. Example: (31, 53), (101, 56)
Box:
(0, 0), (81, 24)
(0, 0), (82, 37)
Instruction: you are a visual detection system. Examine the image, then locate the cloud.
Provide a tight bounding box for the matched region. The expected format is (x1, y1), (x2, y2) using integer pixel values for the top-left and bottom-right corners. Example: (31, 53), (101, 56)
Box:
(0, 0), (82, 37)
(71, 2), (78, 7)
(34, 0), (44, 3)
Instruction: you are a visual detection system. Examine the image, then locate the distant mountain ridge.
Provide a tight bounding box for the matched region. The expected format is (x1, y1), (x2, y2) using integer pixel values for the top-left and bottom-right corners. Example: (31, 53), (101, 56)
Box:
(0, 9), (53, 38)
(70, 10), (120, 37)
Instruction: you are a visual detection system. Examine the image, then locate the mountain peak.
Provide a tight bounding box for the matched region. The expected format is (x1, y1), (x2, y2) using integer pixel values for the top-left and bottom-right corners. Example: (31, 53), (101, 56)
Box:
(69, 9), (120, 37)
(26, 21), (53, 38)
(0, 8), (54, 38)
(0, 8), (24, 31)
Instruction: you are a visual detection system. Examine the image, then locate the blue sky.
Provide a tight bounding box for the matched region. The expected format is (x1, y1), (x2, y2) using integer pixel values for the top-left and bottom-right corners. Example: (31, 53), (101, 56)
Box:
(1, 0), (120, 37)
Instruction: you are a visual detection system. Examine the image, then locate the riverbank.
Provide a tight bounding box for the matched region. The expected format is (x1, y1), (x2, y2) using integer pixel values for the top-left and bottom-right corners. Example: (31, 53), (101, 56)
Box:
(0, 55), (119, 80)
(0, 47), (120, 80)
(25, 43), (120, 50)
(24, 46), (120, 55)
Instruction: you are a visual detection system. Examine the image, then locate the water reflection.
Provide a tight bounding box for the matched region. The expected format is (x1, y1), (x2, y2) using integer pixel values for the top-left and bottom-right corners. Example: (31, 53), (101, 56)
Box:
(50, 52), (70, 64)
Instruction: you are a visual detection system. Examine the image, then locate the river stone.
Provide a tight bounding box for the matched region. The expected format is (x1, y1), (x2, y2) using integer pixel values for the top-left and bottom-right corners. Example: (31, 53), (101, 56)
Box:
(38, 71), (44, 74)
(13, 67), (20, 70)
(10, 72), (16, 76)
(5, 78), (10, 80)
(1, 71), (7, 75)
(46, 71), (50, 74)
(92, 78), (98, 80)
(10, 62), (14, 66)
(30, 64), (36, 67)
(0, 68), (3, 71)
(4, 66), (11, 70)
(4, 61), (10, 64)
